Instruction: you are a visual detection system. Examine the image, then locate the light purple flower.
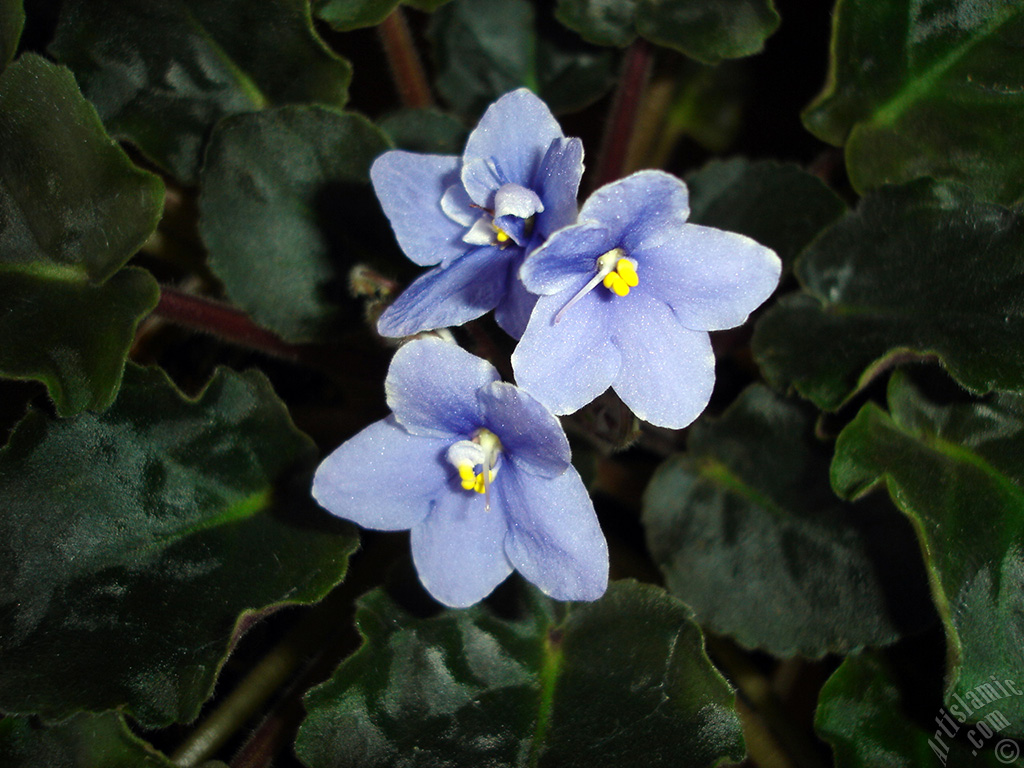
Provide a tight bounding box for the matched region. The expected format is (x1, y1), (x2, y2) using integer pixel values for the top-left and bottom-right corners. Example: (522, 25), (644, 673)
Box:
(312, 337), (608, 608)
(512, 170), (781, 429)
(372, 89), (584, 339)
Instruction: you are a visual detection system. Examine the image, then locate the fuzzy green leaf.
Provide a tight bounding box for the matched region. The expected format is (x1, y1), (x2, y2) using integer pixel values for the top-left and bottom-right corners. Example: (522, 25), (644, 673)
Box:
(817, 653), (1021, 768)
(555, 0), (779, 63)
(0, 365), (357, 727)
(832, 373), (1024, 738)
(296, 581), (745, 767)
(0, 713), (174, 768)
(643, 385), (933, 656)
(753, 180), (1024, 410)
(430, 0), (615, 118)
(0, 0), (23, 71)
(313, 0), (400, 30)
(199, 106), (392, 343)
(0, 55), (163, 416)
(804, 0), (1024, 205)
(50, 0), (352, 184)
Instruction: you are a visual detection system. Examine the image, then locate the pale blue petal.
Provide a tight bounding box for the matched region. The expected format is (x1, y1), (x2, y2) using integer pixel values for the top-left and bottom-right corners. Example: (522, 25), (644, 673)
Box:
(478, 381), (570, 478)
(493, 265), (537, 339)
(519, 222), (613, 295)
(634, 223), (782, 331)
(440, 183), (477, 227)
(511, 290), (620, 415)
(611, 293), (715, 429)
(578, 170), (690, 250)
(411, 488), (514, 607)
(377, 246), (515, 337)
(386, 337), (499, 437)
(370, 151), (468, 267)
(312, 416), (448, 530)
(462, 89), (564, 206)
(501, 466), (608, 602)
(534, 137), (584, 239)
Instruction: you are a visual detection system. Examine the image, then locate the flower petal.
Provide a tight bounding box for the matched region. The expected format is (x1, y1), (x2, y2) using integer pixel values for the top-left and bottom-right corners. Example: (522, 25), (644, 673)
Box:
(478, 381), (570, 478)
(312, 417), (448, 530)
(493, 264), (537, 339)
(511, 290), (620, 415)
(411, 488), (514, 608)
(461, 89), (564, 206)
(611, 293), (715, 429)
(635, 222), (781, 331)
(386, 337), (499, 437)
(519, 221), (613, 295)
(534, 137), (584, 240)
(370, 151), (468, 267)
(377, 246), (515, 338)
(578, 170), (690, 250)
(501, 466), (608, 602)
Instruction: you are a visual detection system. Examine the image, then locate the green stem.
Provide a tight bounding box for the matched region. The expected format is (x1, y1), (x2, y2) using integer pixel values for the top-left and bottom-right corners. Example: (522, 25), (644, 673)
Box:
(591, 38), (653, 192)
(378, 7), (434, 109)
(171, 632), (304, 767)
(528, 624), (565, 766)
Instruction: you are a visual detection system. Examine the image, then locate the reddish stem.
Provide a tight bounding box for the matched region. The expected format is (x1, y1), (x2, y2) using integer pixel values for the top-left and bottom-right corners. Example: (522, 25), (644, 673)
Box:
(152, 286), (304, 362)
(592, 39), (654, 191)
(378, 7), (434, 110)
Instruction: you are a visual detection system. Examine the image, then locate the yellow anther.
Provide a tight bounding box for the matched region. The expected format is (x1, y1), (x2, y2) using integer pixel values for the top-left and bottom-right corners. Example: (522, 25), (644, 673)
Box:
(458, 464), (476, 490)
(495, 228), (510, 243)
(616, 258), (639, 287)
(603, 272), (630, 296)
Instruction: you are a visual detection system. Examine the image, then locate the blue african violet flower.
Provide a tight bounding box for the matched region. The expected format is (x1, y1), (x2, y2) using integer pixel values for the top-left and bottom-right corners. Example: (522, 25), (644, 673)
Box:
(512, 170), (782, 429)
(312, 337), (608, 608)
(372, 89), (584, 339)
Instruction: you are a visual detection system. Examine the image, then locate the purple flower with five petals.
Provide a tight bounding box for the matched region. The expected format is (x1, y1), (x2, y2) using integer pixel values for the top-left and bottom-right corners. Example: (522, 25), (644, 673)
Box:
(312, 337), (608, 608)
(512, 170), (782, 429)
(372, 89), (584, 339)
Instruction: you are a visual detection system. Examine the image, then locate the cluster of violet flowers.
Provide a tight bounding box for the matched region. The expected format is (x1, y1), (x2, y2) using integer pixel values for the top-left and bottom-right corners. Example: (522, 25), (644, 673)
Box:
(313, 89), (781, 608)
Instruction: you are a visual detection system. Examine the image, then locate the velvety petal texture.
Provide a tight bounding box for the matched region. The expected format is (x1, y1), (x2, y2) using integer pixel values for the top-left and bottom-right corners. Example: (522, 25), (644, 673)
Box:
(370, 152), (465, 267)
(372, 88), (583, 340)
(514, 170), (781, 428)
(312, 417), (448, 531)
(386, 338), (499, 437)
(313, 339), (608, 608)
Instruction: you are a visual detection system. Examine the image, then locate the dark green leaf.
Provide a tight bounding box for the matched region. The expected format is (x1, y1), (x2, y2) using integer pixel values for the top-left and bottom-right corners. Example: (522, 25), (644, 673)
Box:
(555, 0), (779, 63)
(643, 385), (932, 657)
(296, 581), (745, 767)
(0, 0), (23, 71)
(403, 0), (452, 10)
(635, 0), (779, 63)
(0, 365), (357, 726)
(686, 158), (846, 271)
(817, 653), (1021, 768)
(430, 0), (615, 118)
(804, 0), (1024, 205)
(555, 0), (636, 48)
(0, 55), (164, 416)
(0, 713), (174, 768)
(832, 373), (1024, 738)
(430, 0), (537, 117)
(50, 0), (352, 184)
(753, 179), (1024, 411)
(378, 108), (468, 154)
(314, 0), (399, 31)
(199, 106), (392, 343)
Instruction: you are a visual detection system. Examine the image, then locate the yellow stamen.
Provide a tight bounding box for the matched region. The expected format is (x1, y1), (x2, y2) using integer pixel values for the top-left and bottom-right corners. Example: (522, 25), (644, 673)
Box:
(603, 272), (630, 296)
(617, 258), (639, 287)
(495, 228), (510, 243)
